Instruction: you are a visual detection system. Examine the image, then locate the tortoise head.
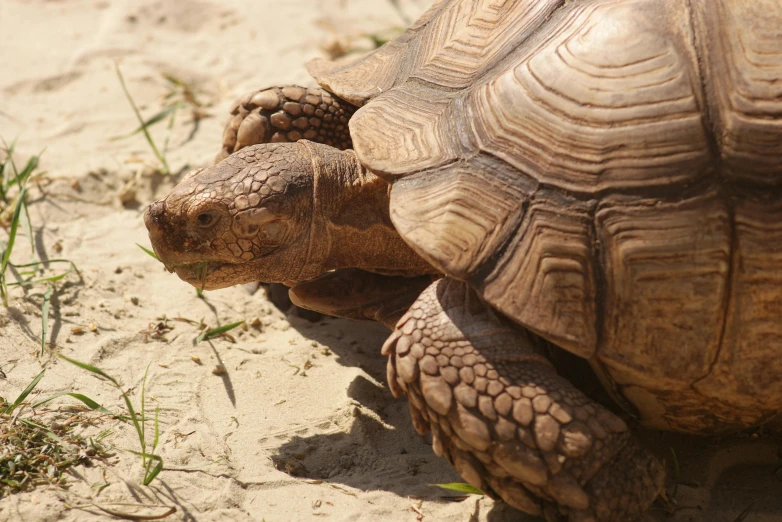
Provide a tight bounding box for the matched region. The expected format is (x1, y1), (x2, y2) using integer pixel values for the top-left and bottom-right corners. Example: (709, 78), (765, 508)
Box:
(144, 143), (317, 289)
(144, 141), (433, 291)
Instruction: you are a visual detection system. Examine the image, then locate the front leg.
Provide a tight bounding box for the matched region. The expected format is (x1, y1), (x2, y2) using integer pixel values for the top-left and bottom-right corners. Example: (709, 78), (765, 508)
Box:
(383, 279), (664, 521)
(216, 85), (357, 162)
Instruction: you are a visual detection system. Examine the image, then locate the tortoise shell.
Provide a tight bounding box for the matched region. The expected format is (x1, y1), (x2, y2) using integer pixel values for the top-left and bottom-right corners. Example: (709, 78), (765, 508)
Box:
(308, 0), (782, 432)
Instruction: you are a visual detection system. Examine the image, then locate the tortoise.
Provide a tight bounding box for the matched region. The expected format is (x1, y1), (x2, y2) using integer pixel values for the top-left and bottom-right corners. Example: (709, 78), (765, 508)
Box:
(144, 0), (782, 520)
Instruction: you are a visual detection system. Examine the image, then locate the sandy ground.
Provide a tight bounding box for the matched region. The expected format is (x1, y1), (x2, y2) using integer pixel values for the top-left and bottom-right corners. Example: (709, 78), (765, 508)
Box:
(0, 1), (780, 521)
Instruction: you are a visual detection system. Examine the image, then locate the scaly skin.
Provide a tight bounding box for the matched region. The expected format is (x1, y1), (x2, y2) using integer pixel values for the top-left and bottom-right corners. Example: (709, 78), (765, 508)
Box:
(216, 85), (355, 163)
(383, 279), (664, 521)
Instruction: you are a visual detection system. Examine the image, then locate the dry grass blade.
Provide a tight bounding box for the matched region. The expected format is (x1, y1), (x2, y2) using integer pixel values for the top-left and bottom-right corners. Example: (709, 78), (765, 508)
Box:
(0, 371), (113, 499)
(0, 416), (110, 498)
(69, 502), (176, 520)
(115, 64), (171, 175)
(40, 286), (53, 356)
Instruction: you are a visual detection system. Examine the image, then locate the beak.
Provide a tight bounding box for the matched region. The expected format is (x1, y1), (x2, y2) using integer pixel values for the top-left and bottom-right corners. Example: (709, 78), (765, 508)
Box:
(144, 200), (174, 272)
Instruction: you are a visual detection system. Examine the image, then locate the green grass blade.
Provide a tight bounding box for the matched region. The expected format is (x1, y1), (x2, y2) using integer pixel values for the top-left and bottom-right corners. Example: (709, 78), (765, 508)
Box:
(1, 138), (16, 191)
(110, 104), (180, 141)
(162, 73), (186, 88)
(136, 243), (159, 260)
(6, 259), (80, 287)
(195, 320), (244, 344)
(11, 259), (78, 269)
(140, 363), (150, 466)
(144, 454), (164, 485)
(0, 157), (6, 202)
(120, 390), (145, 458)
(432, 483), (485, 495)
(4, 369), (45, 414)
(41, 286), (52, 356)
(161, 102), (179, 156)
(127, 451), (164, 485)
(7, 269), (73, 287)
(115, 64), (171, 175)
(9, 154), (40, 188)
(194, 262), (207, 298)
(17, 417), (50, 431)
(1, 185), (27, 275)
(152, 405), (160, 453)
(59, 355), (121, 388)
(33, 392), (114, 416)
(144, 406), (162, 483)
(40, 426), (77, 449)
(21, 200), (34, 256)
(6, 151), (42, 258)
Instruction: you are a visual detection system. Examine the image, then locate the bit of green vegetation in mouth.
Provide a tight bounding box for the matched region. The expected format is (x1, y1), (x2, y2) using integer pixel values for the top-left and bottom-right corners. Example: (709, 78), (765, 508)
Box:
(194, 261), (208, 296)
(171, 261), (225, 276)
(169, 261), (230, 296)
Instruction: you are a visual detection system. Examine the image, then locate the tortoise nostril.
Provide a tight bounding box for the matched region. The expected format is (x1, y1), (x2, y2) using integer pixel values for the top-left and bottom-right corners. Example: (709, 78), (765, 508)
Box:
(144, 201), (165, 230)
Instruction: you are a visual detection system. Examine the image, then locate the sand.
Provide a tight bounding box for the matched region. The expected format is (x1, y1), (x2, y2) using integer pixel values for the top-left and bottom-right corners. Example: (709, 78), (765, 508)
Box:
(0, 1), (779, 521)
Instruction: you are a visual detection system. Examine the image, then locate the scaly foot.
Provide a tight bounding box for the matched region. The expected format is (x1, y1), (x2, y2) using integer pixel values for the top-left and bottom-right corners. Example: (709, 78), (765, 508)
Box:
(383, 279), (664, 521)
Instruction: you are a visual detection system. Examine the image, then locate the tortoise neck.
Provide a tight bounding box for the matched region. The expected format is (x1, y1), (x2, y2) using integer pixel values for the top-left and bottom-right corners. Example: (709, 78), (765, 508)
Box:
(302, 141), (434, 279)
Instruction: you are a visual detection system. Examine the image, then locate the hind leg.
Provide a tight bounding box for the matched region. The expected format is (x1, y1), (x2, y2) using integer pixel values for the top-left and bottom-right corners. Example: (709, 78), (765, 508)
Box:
(383, 278), (664, 522)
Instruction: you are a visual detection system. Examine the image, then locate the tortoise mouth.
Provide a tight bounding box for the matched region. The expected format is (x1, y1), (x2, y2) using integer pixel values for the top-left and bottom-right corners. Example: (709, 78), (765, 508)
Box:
(168, 261), (236, 290)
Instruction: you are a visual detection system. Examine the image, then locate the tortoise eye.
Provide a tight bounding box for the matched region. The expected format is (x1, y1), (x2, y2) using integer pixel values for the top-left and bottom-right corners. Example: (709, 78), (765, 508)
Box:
(197, 212), (216, 228)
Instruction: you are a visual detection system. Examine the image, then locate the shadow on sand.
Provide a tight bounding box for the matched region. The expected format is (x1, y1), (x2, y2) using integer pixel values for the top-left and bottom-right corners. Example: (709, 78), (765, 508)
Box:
(264, 308), (782, 522)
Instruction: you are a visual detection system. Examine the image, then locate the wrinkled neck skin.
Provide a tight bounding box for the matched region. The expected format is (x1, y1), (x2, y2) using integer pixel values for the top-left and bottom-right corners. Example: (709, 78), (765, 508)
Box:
(301, 141), (434, 282)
